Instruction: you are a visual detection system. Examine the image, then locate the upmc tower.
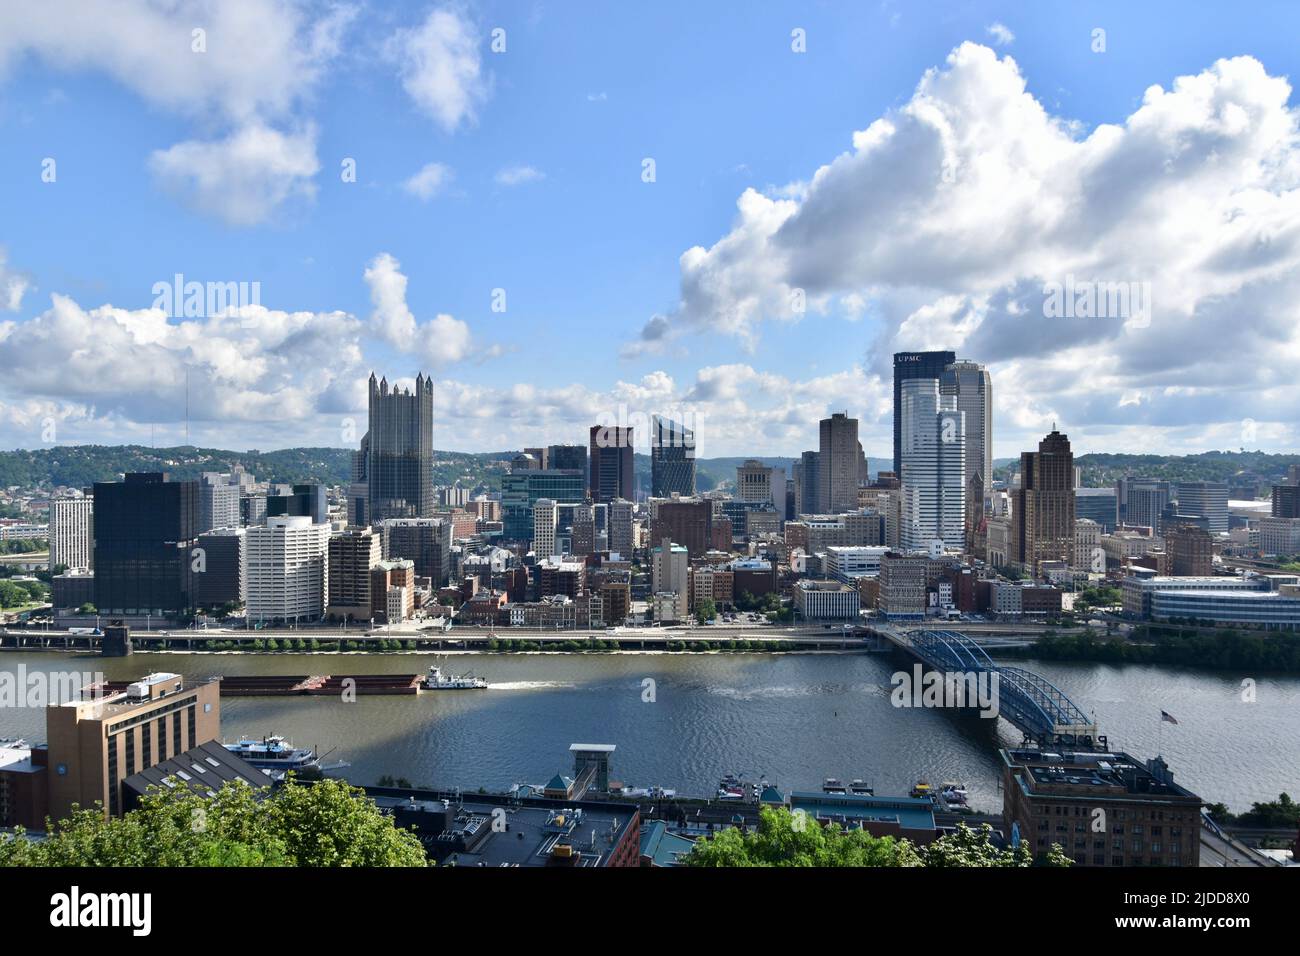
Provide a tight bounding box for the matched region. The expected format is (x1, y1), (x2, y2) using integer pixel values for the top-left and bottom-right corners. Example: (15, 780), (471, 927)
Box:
(893, 350), (955, 475)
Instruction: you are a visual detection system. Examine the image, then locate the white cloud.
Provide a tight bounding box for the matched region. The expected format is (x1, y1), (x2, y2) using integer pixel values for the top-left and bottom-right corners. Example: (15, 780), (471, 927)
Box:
(403, 162), (454, 200)
(494, 164), (545, 186)
(0, 249), (31, 311)
(632, 42), (1300, 455)
(149, 124), (320, 227)
(363, 252), (480, 367)
(387, 6), (490, 132)
(986, 22), (1015, 46)
(0, 1), (352, 226)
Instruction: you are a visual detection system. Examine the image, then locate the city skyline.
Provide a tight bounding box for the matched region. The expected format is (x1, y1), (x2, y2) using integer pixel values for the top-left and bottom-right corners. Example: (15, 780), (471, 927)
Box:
(1, 4), (1299, 459)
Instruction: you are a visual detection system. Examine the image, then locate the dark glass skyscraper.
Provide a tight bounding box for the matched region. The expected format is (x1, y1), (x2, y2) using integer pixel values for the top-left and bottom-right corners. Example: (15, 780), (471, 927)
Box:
(92, 472), (199, 615)
(361, 372), (435, 521)
(893, 350), (956, 475)
(589, 425), (634, 503)
(650, 415), (695, 497)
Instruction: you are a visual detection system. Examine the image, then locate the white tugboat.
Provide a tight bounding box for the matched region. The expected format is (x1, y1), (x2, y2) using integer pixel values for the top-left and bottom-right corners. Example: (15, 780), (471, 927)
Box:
(223, 735), (319, 773)
(423, 664), (488, 690)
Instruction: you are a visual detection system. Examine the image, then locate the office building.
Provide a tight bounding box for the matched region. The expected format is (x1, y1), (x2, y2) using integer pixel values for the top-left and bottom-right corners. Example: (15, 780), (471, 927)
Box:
(1272, 483), (1300, 519)
(197, 472), (242, 533)
(380, 517), (452, 587)
(878, 552), (928, 619)
(46, 672), (221, 820)
(818, 412), (862, 515)
(92, 473), (199, 616)
(794, 449), (821, 516)
(794, 580), (860, 620)
(266, 483), (328, 525)
(589, 425), (634, 503)
(533, 498), (559, 557)
(650, 415), (696, 498)
(893, 350), (956, 475)
(357, 372), (436, 522)
(327, 528), (383, 621)
(608, 498), (634, 558)
(1012, 429), (1075, 571)
(1116, 478), (1173, 534)
(651, 539), (689, 622)
(899, 379), (965, 552)
(1165, 523), (1214, 576)
(245, 516), (330, 623)
(736, 459), (786, 510)
(1075, 487), (1118, 533)
(1259, 516), (1300, 557)
(193, 527), (246, 609)
(501, 469), (586, 542)
(1001, 748), (1202, 867)
(372, 558), (415, 624)
(48, 495), (93, 571)
(1072, 518), (1102, 573)
(547, 444), (588, 477)
(650, 498), (714, 557)
(939, 359), (992, 492)
(1175, 481), (1229, 535)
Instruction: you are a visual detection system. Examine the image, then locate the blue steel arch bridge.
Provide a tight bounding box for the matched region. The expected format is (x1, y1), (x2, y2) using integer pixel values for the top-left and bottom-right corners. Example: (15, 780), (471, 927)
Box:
(884, 627), (1101, 748)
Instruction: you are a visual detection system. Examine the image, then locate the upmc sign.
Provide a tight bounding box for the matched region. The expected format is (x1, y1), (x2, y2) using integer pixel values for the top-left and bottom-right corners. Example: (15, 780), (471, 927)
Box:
(895, 353), (927, 363)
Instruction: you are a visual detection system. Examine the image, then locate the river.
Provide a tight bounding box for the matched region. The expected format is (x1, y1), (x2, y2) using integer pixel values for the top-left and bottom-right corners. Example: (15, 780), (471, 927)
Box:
(1, 650), (1296, 814)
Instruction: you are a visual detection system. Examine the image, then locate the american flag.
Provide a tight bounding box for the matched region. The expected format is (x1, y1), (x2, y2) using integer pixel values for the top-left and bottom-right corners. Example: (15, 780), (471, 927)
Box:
(1161, 710), (1179, 725)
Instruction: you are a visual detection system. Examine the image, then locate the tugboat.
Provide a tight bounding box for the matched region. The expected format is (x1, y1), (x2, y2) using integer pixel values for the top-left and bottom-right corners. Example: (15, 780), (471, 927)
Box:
(823, 777), (848, 794)
(223, 735), (318, 774)
(423, 664), (488, 690)
(849, 779), (874, 796)
(909, 779), (933, 800)
(717, 773), (748, 800)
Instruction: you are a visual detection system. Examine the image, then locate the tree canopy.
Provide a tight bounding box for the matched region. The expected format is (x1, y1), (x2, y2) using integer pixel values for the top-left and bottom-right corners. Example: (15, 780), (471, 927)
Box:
(0, 776), (428, 867)
(684, 807), (1071, 868)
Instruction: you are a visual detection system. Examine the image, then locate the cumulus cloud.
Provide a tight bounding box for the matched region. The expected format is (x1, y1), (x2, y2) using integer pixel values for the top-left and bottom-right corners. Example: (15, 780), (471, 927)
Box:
(494, 164), (545, 186)
(149, 124), (320, 226)
(0, 0), (352, 225)
(634, 42), (1300, 453)
(403, 161), (454, 200)
(387, 6), (490, 132)
(363, 252), (482, 367)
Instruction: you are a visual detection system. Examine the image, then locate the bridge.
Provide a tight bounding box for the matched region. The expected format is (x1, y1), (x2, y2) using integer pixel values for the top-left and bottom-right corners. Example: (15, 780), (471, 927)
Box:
(872, 624), (1101, 748)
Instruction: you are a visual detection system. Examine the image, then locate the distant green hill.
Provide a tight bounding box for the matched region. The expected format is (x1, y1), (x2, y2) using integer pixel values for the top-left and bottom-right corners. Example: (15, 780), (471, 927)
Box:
(994, 450), (1300, 492)
(6, 446), (1295, 499)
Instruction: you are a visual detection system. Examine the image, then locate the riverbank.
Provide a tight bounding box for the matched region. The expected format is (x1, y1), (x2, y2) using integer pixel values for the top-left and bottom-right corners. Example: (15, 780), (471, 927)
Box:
(994, 628), (1300, 672)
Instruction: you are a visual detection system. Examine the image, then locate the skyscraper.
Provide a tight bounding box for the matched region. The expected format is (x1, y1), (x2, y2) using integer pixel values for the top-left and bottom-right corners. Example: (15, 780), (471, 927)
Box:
(48, 495), (93, 571)
(1174, 481), (1229, 534)
(197, 472), (242, 533)
(899, 380), (965, 551)
(92, 473), (199, 616)
(940, 359), (992, 493)
(589, 425), (634, 503)
(794, 450), (820, 516)
(1012, 429), (1076, 571)
(818, 412), (861, 515)
(893, 350), (956, 475)
(359, 372), (435, 522)
(650, 415), (696, 497)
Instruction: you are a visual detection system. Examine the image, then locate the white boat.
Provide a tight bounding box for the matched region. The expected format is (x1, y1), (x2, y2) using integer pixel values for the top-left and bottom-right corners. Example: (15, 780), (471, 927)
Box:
(423, 664), (488, 690)
(223, 735), (318, 773)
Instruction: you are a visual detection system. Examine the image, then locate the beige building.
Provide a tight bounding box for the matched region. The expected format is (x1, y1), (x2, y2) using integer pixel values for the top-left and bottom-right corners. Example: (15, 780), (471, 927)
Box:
(46, 673), (222, 821)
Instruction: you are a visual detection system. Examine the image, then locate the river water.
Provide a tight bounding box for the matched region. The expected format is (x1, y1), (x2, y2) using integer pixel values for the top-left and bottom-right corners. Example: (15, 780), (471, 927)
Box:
(1, 650), (1296, 814)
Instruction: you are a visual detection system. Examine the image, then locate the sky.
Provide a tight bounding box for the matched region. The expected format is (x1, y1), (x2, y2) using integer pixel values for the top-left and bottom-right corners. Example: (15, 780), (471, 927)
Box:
(1, 0), (1299, 462)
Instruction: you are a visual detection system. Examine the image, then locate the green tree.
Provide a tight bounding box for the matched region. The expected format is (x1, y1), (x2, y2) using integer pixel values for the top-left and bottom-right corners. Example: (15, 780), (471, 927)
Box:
(695, 598), (718, 624)
(685, 808), (1071, 868)
(0, 776), (427, 867)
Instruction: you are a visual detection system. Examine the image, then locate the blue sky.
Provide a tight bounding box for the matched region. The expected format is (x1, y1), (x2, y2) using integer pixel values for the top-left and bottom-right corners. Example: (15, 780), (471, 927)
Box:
(2, 1), (1299, 460)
